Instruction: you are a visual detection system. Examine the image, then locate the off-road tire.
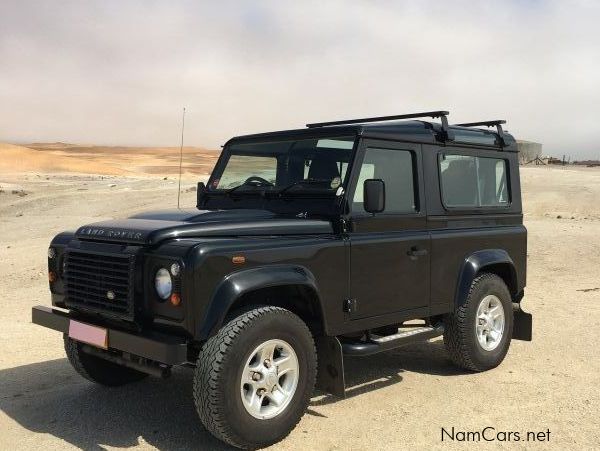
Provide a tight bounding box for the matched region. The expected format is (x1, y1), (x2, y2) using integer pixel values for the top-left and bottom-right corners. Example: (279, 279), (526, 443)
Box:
(193, 306), (317, 449)
(64, 336), (148, 386)
(443, 273), (513, 372)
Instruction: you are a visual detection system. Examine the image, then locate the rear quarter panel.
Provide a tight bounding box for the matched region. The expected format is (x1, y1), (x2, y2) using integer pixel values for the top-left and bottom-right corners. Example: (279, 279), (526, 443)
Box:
(423, 144), (526, 313)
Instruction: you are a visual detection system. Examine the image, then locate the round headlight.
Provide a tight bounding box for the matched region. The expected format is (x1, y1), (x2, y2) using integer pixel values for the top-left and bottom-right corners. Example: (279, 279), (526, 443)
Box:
(154, 268), (172, 300)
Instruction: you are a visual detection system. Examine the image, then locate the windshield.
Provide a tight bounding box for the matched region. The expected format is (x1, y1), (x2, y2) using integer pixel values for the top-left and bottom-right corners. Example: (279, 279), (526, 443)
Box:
(208, 136), (356, 195)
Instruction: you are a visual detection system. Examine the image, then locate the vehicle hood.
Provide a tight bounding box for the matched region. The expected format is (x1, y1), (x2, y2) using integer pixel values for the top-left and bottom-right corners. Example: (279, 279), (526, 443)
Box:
(74, 209), (333, 245)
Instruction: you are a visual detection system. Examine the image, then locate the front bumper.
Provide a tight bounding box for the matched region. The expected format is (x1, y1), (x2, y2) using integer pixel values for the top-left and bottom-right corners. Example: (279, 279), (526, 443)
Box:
(32, 305), (189, 365)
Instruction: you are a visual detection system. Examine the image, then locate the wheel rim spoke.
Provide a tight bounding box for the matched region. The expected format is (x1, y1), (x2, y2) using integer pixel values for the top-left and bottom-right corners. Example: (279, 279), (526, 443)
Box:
(250, 391), (265, 412)
(275, 355), (296, 376)
(489, 329), (501, 341)
(240, 338), (299, 420)
(489, 305), (502, 318)
(243, 365), (257, 382)
(475, 294), (505, 351)
(259, 342), (277, 362)
(267, 386), (286, 407)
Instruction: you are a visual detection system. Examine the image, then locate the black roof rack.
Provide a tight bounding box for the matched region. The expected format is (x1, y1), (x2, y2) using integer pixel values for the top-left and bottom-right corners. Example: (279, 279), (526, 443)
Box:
(306, 110), (453, 141)
(454, 120), (507, 147)
(306, 110), (449, 128)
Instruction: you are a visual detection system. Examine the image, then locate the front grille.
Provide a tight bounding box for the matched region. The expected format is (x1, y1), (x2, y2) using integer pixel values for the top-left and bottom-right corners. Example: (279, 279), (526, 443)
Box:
(64, 250), (135, 319)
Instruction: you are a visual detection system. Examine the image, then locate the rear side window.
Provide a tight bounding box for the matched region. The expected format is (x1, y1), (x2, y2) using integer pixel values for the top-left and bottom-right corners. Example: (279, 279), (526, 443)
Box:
(439, 154), (509, 208)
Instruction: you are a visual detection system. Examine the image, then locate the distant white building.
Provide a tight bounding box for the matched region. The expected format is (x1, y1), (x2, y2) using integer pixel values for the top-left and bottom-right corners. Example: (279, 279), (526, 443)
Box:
(517, 140), (543, 164)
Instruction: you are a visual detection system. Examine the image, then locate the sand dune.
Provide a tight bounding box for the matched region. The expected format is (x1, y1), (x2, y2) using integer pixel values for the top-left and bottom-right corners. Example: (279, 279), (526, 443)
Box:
(0, 143), (127, 175)
(1, 142), (220, 177)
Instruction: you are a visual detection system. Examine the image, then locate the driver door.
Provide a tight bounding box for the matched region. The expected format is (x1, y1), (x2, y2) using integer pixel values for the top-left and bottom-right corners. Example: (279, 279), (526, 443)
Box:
(347, 140), (430, 320)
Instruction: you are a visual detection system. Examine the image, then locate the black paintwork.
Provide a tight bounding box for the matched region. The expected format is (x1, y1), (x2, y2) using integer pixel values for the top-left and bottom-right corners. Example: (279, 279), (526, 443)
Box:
(341, 323), (445, 356)
(75, 207), (333, 242)
(32, 306), (188, 364)
(39, 117), (530, 366)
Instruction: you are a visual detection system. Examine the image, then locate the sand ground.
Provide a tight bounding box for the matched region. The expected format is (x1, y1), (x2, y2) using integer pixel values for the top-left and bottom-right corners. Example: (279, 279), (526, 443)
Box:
(0, 156), (599, 450)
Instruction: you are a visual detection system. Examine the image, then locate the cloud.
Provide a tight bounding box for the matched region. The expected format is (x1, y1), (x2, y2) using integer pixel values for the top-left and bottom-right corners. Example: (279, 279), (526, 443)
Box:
(1, 0), (599, 158)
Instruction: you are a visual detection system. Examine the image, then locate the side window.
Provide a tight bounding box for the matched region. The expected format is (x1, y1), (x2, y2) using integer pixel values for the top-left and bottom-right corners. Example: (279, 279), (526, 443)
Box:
(353, 148), (416, 213)
(439, 154), (509, 208)
(303, 160), (349, 180)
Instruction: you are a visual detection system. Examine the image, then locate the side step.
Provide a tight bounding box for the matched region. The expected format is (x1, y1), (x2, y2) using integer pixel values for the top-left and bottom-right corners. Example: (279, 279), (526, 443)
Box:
(341, 324), (445, 356)
(315, 324), (445, 398)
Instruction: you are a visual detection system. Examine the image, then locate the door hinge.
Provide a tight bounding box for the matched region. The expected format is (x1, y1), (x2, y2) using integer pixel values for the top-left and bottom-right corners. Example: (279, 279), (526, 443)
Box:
(343, 298), (358, 313)
(340, 217), (351, 234)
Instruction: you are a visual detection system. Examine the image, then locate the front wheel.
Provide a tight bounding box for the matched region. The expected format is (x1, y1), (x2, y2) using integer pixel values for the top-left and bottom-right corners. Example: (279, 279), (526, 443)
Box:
(193, 306), (317, 449)
(444, 273), (514, 372)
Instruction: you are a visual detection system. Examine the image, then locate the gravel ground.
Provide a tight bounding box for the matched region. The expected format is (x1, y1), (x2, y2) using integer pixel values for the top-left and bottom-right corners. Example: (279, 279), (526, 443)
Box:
(1, 167), (599, 450)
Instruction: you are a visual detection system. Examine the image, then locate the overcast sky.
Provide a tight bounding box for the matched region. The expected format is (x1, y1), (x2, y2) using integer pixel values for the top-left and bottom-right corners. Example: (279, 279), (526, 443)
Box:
(1, 1), (599, 158)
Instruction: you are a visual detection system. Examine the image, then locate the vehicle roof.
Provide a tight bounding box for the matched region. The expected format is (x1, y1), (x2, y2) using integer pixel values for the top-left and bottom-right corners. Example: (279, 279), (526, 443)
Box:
(227, 120), (518, 152)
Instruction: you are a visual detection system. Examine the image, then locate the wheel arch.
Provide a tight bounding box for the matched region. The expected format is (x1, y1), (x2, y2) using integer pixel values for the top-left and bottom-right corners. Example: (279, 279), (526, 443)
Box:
(197, 265), (326, 340)
(455, 249), (519, 308)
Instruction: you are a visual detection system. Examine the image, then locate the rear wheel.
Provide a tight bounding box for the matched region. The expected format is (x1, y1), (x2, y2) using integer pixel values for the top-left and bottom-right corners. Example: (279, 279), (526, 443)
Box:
(64, 336), (148, 386)
(444, 273), (513, 371)
(193, 306), (317, 449)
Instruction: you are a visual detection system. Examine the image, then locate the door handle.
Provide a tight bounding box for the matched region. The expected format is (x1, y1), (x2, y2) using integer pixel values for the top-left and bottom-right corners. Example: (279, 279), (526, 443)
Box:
(407, 246), (428, 258)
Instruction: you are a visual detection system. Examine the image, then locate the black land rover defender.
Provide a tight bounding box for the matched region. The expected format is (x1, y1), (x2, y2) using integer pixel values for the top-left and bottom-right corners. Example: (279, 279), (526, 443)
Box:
(33, 111), (532, 449)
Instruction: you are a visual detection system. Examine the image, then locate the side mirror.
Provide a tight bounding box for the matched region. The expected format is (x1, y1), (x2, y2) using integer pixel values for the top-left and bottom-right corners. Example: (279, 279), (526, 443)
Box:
(363, 179), (385, 214)
(196, 182), (206, 209)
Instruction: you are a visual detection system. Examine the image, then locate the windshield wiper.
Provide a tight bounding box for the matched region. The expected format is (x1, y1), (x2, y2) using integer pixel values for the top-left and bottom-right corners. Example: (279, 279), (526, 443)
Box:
(277, 179), (329, 195)
(225, 181), (272, 195)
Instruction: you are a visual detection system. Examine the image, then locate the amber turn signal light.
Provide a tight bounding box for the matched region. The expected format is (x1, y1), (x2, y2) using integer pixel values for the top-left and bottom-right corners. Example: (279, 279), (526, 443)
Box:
(48, 271), (57, 283)
(232, 255), (246, 264)
(170, 293), (181, 306)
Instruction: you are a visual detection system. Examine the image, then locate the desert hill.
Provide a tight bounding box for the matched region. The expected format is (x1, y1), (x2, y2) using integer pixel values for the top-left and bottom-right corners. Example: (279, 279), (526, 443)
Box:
(0, 142), (126, 175)
(0, 142), (219, 177)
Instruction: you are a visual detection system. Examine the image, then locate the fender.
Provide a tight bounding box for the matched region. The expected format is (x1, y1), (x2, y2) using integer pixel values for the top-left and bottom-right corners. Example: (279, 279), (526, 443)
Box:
(455, 249), (518, 308)
(198, 264), (325, 340)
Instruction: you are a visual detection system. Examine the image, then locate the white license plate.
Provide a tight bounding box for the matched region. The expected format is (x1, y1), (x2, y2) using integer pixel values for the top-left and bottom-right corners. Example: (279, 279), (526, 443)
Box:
(68, 320), (108, 349)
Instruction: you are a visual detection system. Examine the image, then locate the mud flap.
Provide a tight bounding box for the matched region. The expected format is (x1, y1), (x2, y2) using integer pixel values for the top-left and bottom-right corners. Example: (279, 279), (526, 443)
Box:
(513, 304), (533, 341)
(315, 336), (345, 398)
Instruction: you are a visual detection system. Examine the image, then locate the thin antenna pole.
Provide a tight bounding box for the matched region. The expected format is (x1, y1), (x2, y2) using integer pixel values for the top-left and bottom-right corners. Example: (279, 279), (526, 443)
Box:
(177, 107), (186, 208)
